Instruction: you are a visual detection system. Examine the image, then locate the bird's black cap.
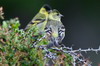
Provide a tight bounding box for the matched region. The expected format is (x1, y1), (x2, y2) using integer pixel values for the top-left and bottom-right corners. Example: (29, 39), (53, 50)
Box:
(43, 4), (52, 11)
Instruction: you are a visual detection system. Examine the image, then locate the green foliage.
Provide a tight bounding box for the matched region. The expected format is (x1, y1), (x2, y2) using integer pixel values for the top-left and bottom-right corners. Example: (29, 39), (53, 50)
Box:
(0, 18), (73, 66)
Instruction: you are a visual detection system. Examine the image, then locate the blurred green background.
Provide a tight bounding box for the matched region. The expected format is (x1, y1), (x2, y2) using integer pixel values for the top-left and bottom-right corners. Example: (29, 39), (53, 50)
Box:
(0, 0), (100, 66)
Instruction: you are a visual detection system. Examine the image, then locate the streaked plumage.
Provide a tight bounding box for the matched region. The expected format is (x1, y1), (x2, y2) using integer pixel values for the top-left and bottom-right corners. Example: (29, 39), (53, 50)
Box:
(45, 9), (65, 47)
(25, 4), (51, 32)
(25, 5), (65, 47)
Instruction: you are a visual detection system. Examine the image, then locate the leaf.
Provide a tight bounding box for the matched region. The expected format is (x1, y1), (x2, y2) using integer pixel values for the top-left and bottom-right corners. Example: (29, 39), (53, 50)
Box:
(2, 21), (8, 28)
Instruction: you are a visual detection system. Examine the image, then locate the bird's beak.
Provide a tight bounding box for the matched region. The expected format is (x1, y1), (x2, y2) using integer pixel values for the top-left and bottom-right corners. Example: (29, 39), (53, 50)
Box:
(59, 14), (64, 17)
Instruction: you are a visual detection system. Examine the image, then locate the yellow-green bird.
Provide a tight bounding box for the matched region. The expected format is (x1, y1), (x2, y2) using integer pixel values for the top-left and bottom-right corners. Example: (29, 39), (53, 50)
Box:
(25, 5), (65, 47)
(45, 9), (65, 47)
(25, 4), (52, 32)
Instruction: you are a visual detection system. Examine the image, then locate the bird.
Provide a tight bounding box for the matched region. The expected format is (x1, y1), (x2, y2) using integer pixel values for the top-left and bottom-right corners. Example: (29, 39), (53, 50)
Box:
(25, 5), (65, 48)
(24, 4), (52, 33)
(45, 9), (65, 47)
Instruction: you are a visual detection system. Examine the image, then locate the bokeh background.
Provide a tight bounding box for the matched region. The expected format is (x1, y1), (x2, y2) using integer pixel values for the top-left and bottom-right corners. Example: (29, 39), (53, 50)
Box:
(0, 0), (100, 65)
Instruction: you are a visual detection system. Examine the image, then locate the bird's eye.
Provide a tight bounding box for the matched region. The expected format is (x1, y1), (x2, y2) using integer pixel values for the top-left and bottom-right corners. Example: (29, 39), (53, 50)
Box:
(56, 13), (59, 16)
